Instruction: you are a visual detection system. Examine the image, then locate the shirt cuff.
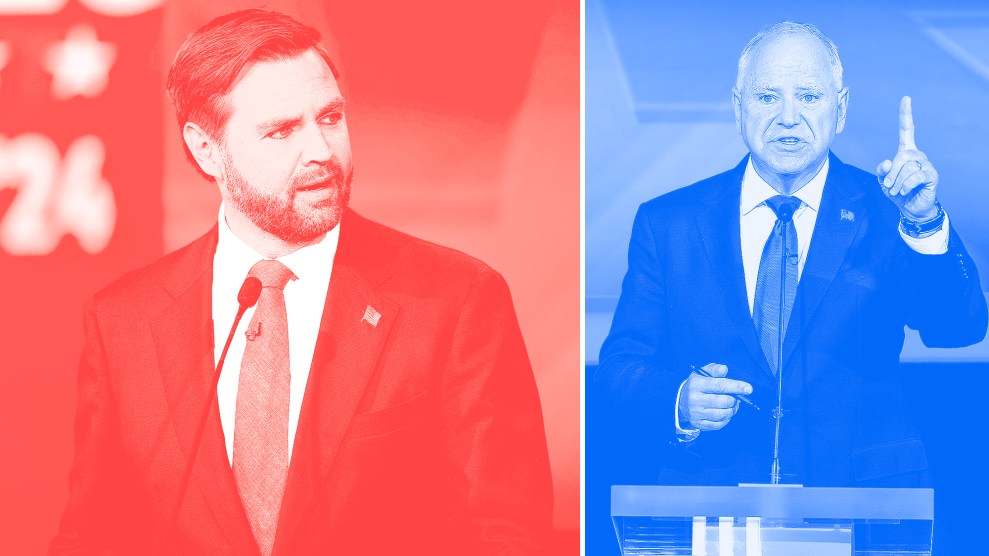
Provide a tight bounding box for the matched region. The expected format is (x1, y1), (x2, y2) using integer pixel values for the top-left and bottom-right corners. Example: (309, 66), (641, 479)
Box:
(675, 379), (700, 441)
(900, 213), (949, 255)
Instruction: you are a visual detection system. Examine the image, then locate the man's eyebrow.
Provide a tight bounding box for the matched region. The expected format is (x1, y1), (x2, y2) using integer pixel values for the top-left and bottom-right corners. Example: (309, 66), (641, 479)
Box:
(256, 99), (347, 134)
(749, 85), (780, 94)
(316, 98), (346, 116)
(257, 114), (301, 134)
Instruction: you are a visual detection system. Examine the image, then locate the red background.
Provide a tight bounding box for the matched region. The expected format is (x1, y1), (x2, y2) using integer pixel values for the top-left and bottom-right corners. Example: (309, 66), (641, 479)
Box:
(0, 0), (579, 553)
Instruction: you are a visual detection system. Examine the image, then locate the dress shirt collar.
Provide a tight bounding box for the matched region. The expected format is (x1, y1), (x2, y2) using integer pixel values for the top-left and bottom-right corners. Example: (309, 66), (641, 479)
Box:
(740, 156), (829, 216)
(215, 203), (341, 285)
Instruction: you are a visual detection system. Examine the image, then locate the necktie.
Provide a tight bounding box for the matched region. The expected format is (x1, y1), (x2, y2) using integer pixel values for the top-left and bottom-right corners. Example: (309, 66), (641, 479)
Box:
(233, 259), (296, 555)
(753, 195), (801, 375)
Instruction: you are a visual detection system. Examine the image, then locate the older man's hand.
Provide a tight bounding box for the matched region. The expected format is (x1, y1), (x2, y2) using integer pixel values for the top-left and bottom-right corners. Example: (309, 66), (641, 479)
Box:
(876, 96), (939, 221)
(678, 363), (751, 431)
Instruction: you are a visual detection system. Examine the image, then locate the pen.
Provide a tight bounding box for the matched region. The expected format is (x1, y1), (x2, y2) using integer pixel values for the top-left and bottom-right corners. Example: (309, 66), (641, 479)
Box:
(690, 365), (761, 412)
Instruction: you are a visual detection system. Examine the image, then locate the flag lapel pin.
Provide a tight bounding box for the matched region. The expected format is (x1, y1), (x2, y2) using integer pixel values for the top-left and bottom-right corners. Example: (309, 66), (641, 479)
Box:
(361, 305), (381, 327)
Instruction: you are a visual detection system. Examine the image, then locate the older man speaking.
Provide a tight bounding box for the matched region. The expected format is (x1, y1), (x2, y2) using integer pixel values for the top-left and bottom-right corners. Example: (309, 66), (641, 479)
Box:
(597, 21), (987, 487)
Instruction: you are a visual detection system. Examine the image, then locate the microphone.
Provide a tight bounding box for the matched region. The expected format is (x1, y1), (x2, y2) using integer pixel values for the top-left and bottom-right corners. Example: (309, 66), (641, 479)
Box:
(237, 277), (262, 309)
(770, 205), (792, 485)
(158, 277), (262, 554)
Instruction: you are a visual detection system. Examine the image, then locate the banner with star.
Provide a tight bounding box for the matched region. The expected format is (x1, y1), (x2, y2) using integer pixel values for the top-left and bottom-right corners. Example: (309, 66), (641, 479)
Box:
(0, 0), (162, 259)
(1, 2), (163, 551)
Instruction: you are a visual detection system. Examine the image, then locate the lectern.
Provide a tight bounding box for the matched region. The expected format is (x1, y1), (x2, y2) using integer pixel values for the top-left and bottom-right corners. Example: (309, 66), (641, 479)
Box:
(611, 485), (933, 556)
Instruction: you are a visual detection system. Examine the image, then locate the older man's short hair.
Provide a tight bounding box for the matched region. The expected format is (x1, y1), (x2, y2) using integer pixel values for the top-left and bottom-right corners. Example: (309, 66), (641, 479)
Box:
(735, 21), (843, 92)
(166, 9), (339, 176)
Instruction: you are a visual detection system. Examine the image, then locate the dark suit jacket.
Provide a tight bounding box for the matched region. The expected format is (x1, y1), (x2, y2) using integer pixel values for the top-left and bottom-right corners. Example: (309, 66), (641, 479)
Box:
(51, 210), (553, 555)
(597, 154), (987, 487)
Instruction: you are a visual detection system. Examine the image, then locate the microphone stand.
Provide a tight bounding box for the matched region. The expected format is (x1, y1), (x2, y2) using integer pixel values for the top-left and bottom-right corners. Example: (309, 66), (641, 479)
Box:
(157, 277), (262, 554)
(770, 206), (794, 485)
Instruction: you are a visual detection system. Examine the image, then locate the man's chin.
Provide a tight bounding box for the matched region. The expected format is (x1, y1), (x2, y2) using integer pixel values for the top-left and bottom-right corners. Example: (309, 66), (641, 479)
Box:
(761, 157), (818, 179)
(294, 212), (342, 242)
(246, 205), (341, 245)
(230, 177), (351, 245)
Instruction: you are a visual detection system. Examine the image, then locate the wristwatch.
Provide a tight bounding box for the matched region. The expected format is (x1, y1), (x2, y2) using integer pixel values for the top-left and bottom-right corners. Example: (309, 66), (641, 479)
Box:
(899, 201), (945, 238)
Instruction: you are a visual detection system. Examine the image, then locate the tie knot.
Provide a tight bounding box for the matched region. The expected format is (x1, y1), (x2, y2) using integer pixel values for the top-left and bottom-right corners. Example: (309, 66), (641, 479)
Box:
(248, 259), (296, 290)
(765, 195), (801, 223)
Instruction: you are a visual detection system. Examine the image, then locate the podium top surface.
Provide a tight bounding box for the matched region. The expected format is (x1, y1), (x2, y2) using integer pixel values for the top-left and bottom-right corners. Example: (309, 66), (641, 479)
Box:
(611, 485), (933, 520)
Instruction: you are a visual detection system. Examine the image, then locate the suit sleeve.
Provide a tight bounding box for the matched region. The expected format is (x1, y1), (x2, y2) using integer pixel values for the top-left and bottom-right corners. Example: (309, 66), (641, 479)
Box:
(595, 204), (685, 446)
(900, 226), (988, 347)
(49, 299), (150, 555)
(439, 267), (553, 556)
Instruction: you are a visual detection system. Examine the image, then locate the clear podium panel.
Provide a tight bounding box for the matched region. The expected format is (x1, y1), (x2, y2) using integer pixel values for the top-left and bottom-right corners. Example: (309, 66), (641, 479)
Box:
(611, 485), (933, 556)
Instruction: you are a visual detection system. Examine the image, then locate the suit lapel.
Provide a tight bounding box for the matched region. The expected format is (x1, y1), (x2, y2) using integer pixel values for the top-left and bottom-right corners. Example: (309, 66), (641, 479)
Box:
(782, 155), (865, 367)
(273, 212), (399, 555)
(151, 228), (259, 556)
(697, 157), (774, 377)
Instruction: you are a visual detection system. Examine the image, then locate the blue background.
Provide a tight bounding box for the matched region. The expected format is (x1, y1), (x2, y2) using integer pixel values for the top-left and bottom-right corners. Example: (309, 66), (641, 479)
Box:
(586, 0), (989, 363)
(585, 0), (989, 553)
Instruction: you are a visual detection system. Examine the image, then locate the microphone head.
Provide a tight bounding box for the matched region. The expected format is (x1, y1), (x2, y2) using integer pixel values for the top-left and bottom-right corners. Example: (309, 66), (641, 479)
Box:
(237, 277), (262, 309)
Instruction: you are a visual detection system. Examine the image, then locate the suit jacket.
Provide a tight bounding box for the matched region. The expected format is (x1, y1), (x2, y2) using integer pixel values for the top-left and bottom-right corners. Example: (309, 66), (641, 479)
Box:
(51, 210), (553, 555)
(597, 154), (987, 487)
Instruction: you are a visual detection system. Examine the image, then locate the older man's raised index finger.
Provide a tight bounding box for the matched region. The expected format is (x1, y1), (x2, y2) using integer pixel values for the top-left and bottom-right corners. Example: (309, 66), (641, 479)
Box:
(899, 95), (916, 151)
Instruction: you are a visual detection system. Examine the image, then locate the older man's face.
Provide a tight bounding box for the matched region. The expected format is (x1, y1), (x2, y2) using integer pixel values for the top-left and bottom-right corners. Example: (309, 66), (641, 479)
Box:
(733, 34), (848, 189)
(218, 48), (353, 244)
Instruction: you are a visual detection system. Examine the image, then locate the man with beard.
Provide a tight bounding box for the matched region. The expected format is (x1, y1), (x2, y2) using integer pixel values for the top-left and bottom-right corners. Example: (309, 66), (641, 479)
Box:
(50, 9), (552, 556)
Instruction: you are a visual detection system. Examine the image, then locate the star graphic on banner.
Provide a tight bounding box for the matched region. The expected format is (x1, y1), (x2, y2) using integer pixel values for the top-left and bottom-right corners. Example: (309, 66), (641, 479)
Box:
(44, 25), (117, 100)
(0, 42), (10, 89)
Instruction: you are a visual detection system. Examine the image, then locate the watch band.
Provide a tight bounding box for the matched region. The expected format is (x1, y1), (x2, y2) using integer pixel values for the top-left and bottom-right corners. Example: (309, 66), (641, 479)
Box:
(900, 201), (945, 238)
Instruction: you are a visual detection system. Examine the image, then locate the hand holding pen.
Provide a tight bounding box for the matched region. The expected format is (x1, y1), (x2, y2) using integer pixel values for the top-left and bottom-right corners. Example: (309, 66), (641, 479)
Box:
(677, 363), (760, 432)
(690, 365), (761, 412)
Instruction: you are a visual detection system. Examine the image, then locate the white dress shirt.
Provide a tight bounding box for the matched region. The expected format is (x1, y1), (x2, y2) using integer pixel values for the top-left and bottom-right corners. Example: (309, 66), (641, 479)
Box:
(739, 157), (949, 314)
(676, 157), (949, 435)
(213, 204), (340, 464)
(739, 158), (826, 314)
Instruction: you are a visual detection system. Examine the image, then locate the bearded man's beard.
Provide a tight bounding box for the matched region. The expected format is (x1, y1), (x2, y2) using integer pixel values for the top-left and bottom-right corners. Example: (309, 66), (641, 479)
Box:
(224, 157), (353, 244)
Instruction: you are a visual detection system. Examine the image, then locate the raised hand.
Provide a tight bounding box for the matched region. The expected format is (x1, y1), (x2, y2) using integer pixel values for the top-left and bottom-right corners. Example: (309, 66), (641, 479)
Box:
(876, 96), (939, 221)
